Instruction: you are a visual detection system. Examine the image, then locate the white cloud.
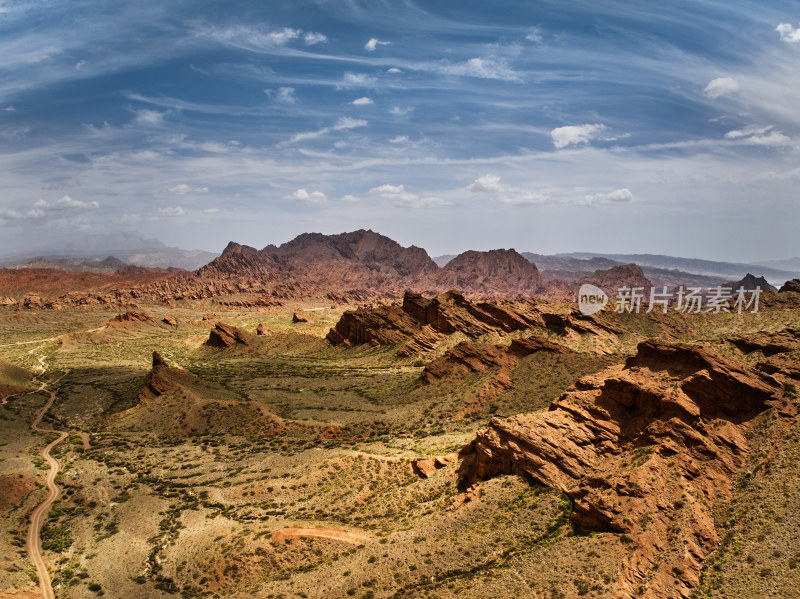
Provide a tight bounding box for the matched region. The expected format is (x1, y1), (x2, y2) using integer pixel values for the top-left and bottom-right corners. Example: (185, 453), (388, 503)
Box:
(367, 184), (449, 208)
(169, 183), (209, 195)
(467, 175), (545, 205)
(389, 135), (409, 144)
(703, 77), (739, 99)
(525, 27), (543, 44)
(725, 125), (792, 146)
(386, 67), (402, 74)
(340, 194), (359, 203)
(350, 97), (373, 105)
(431, 57), (521, 81)
(1, 195), (99, 223)
(134, 109), (165, 127)
(333, 117), (367, 130)
(75, 60), (86, 70)
(50, 195), (100, 210)
(339, 72), (377, 88)
(265, 27), (301, 45)
(303, 31), (327, 45)
(551, 123), (606, 148)
(157, 206), (186, 217)
(2, 106), (15, 111)
(582, 188), (634, 206)
(285, 117), (367, 144)
(284, 188), (328, 205)
(776, 23), (800, 43)
(276, 87), (295, 103)
(365, 38), (391, 51)
(468, 174), (509, 193)
(203, 207), (220, 214)
(389, 105), (413, 116)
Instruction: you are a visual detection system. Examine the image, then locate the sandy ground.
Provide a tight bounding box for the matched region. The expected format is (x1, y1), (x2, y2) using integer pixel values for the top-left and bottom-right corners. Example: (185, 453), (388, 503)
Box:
(270, 526), (371, 544)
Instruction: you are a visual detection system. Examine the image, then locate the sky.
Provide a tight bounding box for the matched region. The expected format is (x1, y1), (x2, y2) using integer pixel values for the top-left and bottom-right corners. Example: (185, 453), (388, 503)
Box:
(0, 0), (799, 262)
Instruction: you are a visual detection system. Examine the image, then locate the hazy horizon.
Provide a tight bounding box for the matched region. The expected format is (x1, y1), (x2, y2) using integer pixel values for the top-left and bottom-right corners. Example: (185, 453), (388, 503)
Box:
(1, 1), (799, 262)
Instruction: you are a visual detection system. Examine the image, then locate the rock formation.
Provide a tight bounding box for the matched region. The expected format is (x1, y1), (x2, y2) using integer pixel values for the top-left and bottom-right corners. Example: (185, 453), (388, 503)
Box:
(420, 337), (572, 385)
(458, 339), (785, 598)
(205, 323), (254, 347)
(327, 290), (623, 355)
(138, 351), (196, 404)
(724, 273), (777, 292)
(779, 278), (800, 293)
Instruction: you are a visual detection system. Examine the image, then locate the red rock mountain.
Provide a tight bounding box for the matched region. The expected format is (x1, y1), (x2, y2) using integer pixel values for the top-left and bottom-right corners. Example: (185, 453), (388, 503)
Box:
(144, 230), (543, 303)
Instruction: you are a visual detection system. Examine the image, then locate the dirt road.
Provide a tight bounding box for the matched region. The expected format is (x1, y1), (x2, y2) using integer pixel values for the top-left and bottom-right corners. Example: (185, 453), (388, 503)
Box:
(25, 371), (68, 599)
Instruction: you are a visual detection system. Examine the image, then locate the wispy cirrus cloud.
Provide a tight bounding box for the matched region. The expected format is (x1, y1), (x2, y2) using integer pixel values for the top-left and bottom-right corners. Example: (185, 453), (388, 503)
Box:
(704, 76), (739, 98)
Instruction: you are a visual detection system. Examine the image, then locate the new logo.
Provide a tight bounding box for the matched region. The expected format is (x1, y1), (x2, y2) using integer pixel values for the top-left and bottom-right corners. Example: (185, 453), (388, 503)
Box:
(578, 284), (608, 315)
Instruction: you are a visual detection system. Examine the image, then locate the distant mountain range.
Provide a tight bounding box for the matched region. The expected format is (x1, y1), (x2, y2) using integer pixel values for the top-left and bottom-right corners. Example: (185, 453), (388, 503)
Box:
(0, 232), (217, 271)
(555, 252), (800, 286)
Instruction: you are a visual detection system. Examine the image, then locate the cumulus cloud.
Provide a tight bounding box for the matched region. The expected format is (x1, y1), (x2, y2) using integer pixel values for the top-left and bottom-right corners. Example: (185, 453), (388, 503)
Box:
(284, 188), (328, 205)
(340, 194), (359, 203)
(389, 135), (410, 144)
(703, 77), (739, 99)
(551, 124), (607, 148)
(303, 31), (327, 45)
(367, 184), (448, 208)
(725, 125), (792, 146)
(1, 195), (99, 224)
(350, 97), (373, 105)
(169, 184), (209, 195)
(157, 206), (186, 217)
(339, 72), (377, 88)
(467, 175), (545, 205)
(468, 174), (509, 193)
(276, 87), (296, 103)
(365, 38), (391, 51)
(582, 188), (634, 206)
(776, 23), (800, 43)
(386, 67), (402, 74)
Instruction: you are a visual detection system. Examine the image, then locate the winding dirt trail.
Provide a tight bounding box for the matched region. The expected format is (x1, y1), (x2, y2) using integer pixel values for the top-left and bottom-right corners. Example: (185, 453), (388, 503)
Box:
(24, 361), (69, 599)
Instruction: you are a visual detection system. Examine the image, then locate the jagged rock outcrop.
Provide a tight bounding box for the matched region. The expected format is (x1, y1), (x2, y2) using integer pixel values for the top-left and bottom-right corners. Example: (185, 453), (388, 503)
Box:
(292, 311), (308, 323)
(205, 323), (253, 347)
(255, 323), (269, 336)
(109, 310), (154, 325)
(779, 278), (800, 293)
(328, 290), (623, 355)
(458, 340), (783, 599)
(139, 351), (196, 404)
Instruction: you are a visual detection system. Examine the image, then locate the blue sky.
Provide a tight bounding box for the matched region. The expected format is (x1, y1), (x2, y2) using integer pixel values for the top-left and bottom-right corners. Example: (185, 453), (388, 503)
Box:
(1, 0), (799, 261)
